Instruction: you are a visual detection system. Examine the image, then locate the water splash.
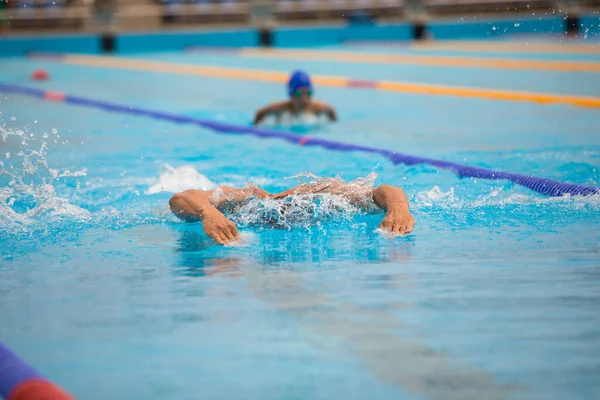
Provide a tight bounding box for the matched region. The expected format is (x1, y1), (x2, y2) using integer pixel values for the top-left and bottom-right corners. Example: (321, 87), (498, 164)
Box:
(223, 173), (380, 230)
(284, 171), (377, 207)
(411, 184), (600, 216)
(224, 231), (256, 248)
(0, 126), (90, 236)
(147, 164), (216, 194)
(413, 185), (600, 211)
(255, 111), (327, 133)
(374, 227), (406, 239)
(414, 186), (459, 209)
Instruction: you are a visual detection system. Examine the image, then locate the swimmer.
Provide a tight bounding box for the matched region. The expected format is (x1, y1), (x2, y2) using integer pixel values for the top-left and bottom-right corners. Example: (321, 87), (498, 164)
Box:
(253, 70), (337, 126)
(169, 181), (414, 245)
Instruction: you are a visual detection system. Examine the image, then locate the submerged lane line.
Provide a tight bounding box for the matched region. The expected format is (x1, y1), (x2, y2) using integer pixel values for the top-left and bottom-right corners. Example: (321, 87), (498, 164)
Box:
(1, 82), (598, 197)
(238, 48), (600, 73)
(29, 53), (600, 109)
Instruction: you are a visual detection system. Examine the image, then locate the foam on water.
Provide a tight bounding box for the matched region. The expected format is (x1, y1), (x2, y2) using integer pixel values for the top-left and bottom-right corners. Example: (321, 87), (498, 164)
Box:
(147, 164), (216, 194)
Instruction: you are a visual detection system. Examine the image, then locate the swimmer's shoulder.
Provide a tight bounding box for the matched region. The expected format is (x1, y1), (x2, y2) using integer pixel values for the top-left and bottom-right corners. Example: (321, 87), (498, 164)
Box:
(308, 100), (336, 121)
(261, 100), (293, 114)
(309, 100), (334, 113)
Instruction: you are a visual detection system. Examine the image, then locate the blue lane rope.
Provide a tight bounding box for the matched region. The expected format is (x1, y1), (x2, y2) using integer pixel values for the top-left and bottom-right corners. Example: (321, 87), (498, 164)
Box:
(1, 83), (598, 197)
(0, 341), (41, 399)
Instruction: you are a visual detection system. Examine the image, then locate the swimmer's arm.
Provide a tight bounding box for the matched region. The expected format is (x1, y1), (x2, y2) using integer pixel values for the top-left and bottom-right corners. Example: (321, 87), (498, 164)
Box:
(213, 186), (271, 204)
(169, 189), (216, 222)
(254, 101), (289, 125)
(372, 185), (415, 235)
(169, 189), (238, 245)
(169, 187), (267, 245)
(312, 101), (337, 122)
(170, 186), (270, 220)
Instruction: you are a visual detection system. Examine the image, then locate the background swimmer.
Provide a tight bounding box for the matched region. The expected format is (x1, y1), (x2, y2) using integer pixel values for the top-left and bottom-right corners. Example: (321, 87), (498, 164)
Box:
(253, 70), (338, 126)
(169, 176), (415, 245)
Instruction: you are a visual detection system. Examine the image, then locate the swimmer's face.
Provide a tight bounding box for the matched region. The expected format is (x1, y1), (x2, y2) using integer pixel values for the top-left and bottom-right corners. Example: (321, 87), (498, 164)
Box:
(291, 88), (312, 108)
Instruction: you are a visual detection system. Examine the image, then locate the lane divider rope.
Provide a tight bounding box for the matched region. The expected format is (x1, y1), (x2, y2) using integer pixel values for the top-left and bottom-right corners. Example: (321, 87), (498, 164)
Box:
(0, 340), (74, 400)
(1, 83), (598, 197)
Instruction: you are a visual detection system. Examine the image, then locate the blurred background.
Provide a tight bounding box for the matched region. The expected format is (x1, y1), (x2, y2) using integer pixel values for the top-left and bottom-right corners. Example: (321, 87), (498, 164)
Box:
(0, 0), (596, 34)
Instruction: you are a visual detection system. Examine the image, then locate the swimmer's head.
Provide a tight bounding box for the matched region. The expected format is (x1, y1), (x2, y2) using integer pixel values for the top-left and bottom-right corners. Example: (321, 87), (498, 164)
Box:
(288, 70), (313, 107)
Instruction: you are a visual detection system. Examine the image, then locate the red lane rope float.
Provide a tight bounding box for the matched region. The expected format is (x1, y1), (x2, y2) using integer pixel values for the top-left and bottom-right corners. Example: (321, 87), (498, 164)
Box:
(0, 341), (74, 400)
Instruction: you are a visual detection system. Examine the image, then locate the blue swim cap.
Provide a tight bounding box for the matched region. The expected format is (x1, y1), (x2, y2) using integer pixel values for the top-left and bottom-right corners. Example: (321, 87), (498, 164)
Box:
(287, 70), (313, 97)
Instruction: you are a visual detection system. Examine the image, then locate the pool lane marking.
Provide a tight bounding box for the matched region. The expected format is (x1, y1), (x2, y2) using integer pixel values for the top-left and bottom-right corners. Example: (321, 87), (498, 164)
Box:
(1, 82), (598, 197)
(238, 48), (600, 73)
(29, 53), (600, 109)
(339, 41), (600, 55)
(408, 40), (600, 55)
(376, 80), (600, 107)
(347, 79), (379, 88)
(188, 41), (600, 56)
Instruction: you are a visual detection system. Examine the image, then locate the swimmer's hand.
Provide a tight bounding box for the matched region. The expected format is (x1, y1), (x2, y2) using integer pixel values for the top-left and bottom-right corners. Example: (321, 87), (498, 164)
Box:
(310, 100), (337, 122)
(380, 208), (415, 236)
(372, 185), (415, 236)
(169, 189), (240, 245)
(324, 105), (337, 122)
(202, 207), (240, 245)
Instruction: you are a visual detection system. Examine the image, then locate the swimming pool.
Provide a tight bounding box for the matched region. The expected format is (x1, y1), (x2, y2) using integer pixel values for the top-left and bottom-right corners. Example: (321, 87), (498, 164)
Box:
(1, 41), (599, 400)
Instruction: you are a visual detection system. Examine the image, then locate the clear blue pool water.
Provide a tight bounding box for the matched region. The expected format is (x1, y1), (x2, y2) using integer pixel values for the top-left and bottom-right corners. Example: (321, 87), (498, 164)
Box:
(1, 41), (599, 400)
